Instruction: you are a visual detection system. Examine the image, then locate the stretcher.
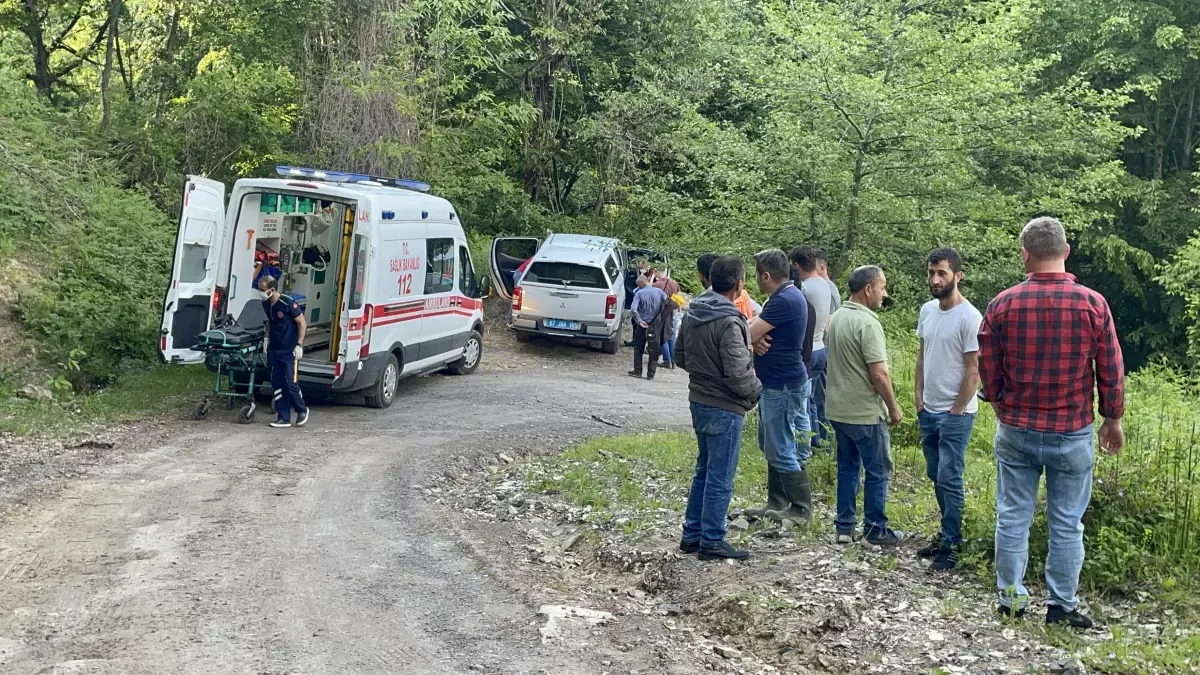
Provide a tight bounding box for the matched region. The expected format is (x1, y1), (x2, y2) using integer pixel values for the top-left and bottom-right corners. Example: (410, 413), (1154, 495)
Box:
(193, 318), (267, 423)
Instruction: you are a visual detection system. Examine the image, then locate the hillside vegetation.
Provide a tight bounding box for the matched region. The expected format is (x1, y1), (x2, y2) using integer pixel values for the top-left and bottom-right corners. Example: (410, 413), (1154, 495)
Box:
(0, 1), (1196, 385)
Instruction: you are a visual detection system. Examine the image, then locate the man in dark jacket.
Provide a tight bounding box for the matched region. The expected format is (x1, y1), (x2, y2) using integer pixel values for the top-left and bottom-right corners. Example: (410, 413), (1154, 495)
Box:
(676, 256), (763, 561)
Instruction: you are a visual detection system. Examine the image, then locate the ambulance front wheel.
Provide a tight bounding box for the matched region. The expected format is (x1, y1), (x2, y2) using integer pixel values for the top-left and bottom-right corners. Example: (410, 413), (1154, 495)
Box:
(448, 330), (483, 376)
(366, 353), (399, 409)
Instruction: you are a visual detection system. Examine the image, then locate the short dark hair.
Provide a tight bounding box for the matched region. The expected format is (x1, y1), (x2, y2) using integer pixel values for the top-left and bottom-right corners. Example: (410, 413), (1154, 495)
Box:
(789, 245), (819, 273)
(696, 253), (717, 280)
(927, 247), (962, 273)
(813, 248), (828, 264)
(709, 256), (744, 294)
(847, 265), (883, 294)
(261, 275), (279, 291)
(753, 249), (790, 281)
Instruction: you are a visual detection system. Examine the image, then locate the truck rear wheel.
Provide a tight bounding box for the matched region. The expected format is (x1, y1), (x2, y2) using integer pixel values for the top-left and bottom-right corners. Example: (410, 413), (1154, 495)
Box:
(601, 336), (619, 354)
(366, 353), (399, 409)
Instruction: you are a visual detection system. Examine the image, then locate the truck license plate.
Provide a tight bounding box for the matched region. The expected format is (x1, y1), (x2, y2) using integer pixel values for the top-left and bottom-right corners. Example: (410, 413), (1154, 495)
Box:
(545, 319), (581, 330)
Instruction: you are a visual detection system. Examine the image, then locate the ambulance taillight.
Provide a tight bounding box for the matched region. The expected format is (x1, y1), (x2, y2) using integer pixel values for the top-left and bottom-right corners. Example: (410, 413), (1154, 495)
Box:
(360, 305), (373, 359)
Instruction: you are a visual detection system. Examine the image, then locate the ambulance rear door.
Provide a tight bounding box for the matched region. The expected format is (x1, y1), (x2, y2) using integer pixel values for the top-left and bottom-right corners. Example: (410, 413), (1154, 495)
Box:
(160, 176), (228, 363)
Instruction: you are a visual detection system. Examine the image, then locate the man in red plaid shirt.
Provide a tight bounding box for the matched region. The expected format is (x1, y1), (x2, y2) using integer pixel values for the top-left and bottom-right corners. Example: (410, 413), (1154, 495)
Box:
(978, 216), (1125, 629)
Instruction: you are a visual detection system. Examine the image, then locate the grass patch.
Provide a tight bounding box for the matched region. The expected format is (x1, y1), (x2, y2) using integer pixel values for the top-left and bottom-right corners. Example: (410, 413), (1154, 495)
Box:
(0, 366), (208, 436)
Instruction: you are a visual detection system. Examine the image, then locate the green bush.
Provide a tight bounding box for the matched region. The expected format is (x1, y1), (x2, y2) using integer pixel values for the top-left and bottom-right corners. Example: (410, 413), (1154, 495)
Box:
(0, 71), (173, 385)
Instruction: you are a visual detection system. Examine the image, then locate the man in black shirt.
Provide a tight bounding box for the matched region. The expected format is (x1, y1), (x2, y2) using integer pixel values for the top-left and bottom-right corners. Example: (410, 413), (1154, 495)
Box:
(260, 276), (310, 428)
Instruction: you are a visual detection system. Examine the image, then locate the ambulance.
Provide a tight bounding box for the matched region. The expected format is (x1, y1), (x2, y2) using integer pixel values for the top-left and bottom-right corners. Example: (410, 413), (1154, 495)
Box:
(160, 166), (485, 409)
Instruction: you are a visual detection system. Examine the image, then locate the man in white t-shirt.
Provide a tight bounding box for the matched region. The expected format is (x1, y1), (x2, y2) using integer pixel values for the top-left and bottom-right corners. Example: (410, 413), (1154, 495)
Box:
(790, 246), (833, 447)
(915, 247), (983, 572)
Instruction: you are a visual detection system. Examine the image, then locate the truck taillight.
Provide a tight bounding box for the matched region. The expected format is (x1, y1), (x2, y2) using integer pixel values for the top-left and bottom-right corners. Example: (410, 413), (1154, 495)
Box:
(360, 305), (373, 359)
(605, 294), (617, 320)
(512, 286), (523, 312)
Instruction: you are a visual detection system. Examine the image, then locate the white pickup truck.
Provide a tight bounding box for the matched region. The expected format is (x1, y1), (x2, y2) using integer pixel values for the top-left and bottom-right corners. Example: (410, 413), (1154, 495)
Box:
(489, 234), (667, 354)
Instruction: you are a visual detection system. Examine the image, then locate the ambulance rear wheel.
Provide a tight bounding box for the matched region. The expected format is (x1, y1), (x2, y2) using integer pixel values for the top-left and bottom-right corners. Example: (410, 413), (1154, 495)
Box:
(448, 331), (483, 376)
(366, 354), (399, 409)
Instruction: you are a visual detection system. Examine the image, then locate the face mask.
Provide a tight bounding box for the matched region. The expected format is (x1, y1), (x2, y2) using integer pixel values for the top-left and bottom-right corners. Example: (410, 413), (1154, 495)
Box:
(260, 290), (272, 300)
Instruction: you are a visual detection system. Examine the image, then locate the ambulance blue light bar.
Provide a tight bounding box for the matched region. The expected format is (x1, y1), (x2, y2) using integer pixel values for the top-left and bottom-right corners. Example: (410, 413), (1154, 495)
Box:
(275, 166), (431, 193)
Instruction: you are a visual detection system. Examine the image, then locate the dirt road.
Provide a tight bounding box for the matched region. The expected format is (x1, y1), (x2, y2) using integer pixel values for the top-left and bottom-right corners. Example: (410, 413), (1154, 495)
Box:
(0, 332), (693, 674)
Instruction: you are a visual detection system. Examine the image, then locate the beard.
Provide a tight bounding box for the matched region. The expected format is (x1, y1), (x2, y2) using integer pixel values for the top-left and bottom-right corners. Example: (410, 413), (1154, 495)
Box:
(929, 280), (956, 300)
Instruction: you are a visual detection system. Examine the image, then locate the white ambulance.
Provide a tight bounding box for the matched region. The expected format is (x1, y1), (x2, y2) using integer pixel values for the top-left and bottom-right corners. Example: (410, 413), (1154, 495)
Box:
(160, 166), (485, 408)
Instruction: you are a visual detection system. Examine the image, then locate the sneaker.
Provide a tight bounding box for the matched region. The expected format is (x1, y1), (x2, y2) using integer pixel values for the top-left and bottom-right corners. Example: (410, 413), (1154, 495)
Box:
(836, 531), (855, 545)
(269, 419), (292, 428)
(698, 541), (750, 561)
(679, 539), (700, 554)
(627, 370), (642, 378)
(917, 534), (942, 558)
(930, 547), (957, 572)
(646, 373), (656, 381)
(295, 409), (310, 427)
(997, 604), (1027, 620)
(864, 527), (904, 547)
(1046, 605), (1093, 629)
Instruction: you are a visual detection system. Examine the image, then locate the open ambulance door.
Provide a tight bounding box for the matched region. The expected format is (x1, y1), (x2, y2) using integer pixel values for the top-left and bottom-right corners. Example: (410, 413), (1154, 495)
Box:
(489, 237), (540, 300)
(160, 176), (228, 364)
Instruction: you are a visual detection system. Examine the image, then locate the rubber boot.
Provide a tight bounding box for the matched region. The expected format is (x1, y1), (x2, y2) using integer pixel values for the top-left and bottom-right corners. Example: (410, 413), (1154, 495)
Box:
(744, 467), (788, 521)
(764, 468), (813, 523)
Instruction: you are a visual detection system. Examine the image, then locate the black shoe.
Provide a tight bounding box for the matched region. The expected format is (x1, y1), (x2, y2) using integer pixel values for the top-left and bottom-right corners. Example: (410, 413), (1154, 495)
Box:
(679, 539), (700, 554)
(646, 373), (656, 381)
(997, 604), (1027, 620)
(864, 527), (904, 547)
(269, 418), (292, 428)
(698, 542), (750, 561)
(930, 546), (957, 572)
(295, 409), (310, 427)
(917, 534), (942, 559)
(627, 370), (642, 378)
(623, 340), (634, 347)
(1046, 605), (1093, 629)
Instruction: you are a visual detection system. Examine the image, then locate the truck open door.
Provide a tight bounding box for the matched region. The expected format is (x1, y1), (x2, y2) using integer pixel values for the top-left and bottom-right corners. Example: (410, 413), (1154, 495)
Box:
(160, 176), (228, 364)
(489, 237), (540, 300)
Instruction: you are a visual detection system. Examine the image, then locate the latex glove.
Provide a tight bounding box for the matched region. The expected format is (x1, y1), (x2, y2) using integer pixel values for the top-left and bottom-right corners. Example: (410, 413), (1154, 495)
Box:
(293, 345), (303, 360)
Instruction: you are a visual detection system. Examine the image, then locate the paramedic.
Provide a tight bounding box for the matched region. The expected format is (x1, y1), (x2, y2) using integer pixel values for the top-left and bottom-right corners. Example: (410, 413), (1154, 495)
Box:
(260, 276), (310, 428)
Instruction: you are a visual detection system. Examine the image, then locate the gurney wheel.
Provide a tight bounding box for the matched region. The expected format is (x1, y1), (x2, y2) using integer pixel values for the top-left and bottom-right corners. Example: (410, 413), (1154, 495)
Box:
(194, 401), (211, 421)
(238, 404), (256, 425)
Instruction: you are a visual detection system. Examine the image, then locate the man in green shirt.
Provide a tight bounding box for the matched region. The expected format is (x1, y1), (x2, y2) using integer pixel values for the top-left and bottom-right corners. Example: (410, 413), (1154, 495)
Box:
(825, 265), (904, 547)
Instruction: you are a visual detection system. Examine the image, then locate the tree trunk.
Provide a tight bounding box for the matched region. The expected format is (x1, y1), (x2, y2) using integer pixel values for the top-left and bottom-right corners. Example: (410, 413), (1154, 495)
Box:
(153, 4), (181, 124)
(100, 0), (122, 131)
(1184, 81), (1196, 172)
(21, 0), (55, 98)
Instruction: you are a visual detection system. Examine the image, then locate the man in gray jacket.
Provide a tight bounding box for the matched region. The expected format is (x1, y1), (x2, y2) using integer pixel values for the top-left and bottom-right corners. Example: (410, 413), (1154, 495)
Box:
(676, 256), (763, 561)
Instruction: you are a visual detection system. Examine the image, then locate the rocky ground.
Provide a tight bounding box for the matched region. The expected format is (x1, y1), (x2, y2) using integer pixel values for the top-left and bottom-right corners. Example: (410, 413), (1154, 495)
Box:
(436, 437), (1177, 675)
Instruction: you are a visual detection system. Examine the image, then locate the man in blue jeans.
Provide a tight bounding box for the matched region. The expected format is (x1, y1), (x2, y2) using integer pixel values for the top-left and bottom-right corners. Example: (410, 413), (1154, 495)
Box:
(790, 246), (832, 448)
(825, 265), (904, 546)
(675, 256), (762, 560)
(914, 248), (982, 571)
(747, 249), (812, 523)
(979, 217), (1125, 628)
